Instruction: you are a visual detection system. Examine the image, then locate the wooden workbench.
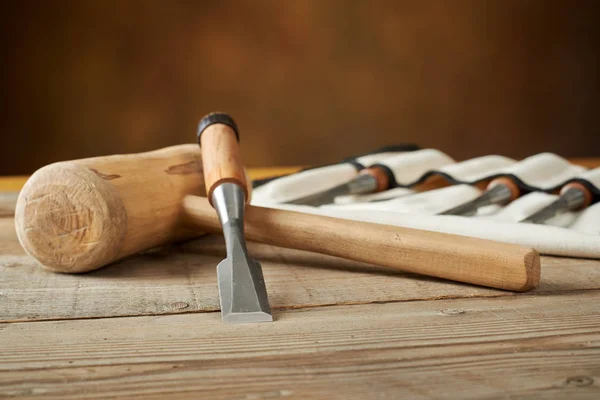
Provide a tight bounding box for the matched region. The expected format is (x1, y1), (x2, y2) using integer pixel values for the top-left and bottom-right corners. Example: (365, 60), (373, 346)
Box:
(1, 166), (599, 399)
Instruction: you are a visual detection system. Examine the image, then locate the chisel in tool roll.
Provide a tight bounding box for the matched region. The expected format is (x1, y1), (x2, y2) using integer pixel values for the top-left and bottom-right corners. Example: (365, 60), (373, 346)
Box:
(197, 113), (272, 323)
(285, 149), (454, 206)
(521, 168), (600, 224)
(251, 146), (419, 204)
(439, 176), (521, 216)
(251, 144), (419, 189)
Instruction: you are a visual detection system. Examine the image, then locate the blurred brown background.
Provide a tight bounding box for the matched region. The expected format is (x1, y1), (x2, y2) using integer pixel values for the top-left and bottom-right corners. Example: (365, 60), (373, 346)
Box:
(1, 0), (599, 175)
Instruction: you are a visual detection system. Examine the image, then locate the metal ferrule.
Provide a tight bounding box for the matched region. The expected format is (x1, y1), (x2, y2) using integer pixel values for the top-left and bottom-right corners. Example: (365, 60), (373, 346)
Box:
(212, 183), (248, 256)
(561, 187), (587, 210)
(347, 173), (379, 195)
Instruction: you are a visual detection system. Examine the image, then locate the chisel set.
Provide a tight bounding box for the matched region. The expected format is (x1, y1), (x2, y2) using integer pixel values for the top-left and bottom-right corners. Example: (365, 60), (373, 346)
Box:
(13, 112), (598, 324)
(253, 147), (600, 259)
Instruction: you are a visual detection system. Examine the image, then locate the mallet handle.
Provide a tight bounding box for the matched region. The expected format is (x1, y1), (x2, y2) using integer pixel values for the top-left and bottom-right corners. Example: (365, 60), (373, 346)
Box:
(183, 195), (540, 292)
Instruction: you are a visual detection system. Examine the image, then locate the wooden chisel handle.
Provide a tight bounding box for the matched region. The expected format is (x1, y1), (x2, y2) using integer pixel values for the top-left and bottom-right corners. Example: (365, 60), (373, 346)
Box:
(182, 195), (540, 292)
(197, 112), (249, 205)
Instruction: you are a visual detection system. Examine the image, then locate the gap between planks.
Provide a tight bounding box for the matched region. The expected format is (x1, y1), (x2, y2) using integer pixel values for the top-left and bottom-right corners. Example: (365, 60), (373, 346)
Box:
(2, 286), (599, 325)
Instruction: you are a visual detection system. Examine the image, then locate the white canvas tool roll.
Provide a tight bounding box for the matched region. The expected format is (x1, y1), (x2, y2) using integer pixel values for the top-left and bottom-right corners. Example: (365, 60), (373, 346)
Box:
(251, 151), (600, 259)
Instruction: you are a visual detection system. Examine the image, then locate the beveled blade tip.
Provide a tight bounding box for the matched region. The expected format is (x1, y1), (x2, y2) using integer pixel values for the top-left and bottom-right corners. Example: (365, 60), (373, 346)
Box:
(216, 255), (273, 324)
(222, 310), (273, 324)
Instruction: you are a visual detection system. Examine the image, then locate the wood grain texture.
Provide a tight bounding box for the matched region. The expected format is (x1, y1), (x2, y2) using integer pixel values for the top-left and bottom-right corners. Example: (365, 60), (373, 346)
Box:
(200, 123), (248, 204)
(0, 191), (18, 217)
(1, 291), (599, 399)
(14, 145), (205, 273)
(2, 217), (600, 322)
(0, 168), (303, 194)
(183, 196), (540, 292)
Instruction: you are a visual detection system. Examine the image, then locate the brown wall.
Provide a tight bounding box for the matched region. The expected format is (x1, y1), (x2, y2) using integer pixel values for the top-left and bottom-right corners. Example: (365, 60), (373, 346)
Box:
(1, 0), (599, 174)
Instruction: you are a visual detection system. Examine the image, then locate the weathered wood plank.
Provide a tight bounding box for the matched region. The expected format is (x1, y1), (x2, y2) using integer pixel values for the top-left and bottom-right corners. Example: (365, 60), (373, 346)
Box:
(2, 217), (600, 322)
(1, 291), (599, 399)
(0, 191), (18, 217)
(0, 217), (20, 255)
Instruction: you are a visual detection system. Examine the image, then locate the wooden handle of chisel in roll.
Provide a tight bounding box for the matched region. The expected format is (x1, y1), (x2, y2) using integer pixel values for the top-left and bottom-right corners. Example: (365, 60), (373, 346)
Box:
(182, 195), (541, 292)
(197, 112), (249, 205)
(15, 144), (206, 273)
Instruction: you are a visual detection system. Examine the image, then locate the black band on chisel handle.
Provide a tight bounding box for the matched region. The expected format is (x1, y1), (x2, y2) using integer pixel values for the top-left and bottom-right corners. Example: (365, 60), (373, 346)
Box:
(197, 112), (240, 143)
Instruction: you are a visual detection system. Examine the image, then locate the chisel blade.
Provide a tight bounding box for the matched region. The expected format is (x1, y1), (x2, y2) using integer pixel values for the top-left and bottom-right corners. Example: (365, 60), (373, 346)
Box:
(217, 222), (272, 324)
(284, 183), (348, 206)
(520, 186), (587, 224)
(285, 173), (379, 206)
(519, 205), (562, 224)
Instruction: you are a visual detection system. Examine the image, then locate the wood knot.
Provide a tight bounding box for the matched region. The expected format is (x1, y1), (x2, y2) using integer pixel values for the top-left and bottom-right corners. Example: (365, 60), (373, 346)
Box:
(169, 302), (190, 310)
(441, 308), (465, 316)
(89, 168), (121, 180)
(565, 376), (594, 387)
(165, 160), (203, 175)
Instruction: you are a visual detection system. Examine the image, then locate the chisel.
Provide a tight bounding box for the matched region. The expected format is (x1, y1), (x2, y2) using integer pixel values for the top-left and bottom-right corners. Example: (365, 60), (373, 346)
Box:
(520, 168), (600, 223)
(285, 149), (454, 206)
(439, 177), (521, 216)
(252, 146), (419, 204)
(197, 113), (272, 323)
(251, 144), (419, 189)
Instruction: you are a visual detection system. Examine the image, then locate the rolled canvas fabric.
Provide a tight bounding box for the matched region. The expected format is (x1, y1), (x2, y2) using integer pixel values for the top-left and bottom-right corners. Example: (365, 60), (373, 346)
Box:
(252, 152), (600, 259)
